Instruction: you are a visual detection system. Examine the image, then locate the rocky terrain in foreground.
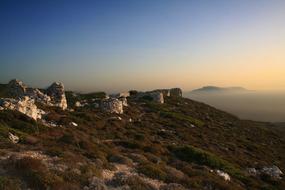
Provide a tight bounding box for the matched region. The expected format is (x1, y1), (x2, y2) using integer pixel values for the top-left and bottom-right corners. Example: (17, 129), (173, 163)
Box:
(0, 79), (284, 190)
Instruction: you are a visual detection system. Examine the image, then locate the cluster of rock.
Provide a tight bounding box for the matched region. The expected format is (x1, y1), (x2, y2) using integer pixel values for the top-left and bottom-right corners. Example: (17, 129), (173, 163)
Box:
(247, 166), (283, 180)
(101, 98), (124, 114)
(0, 96), (45, 120)
(99, 88), (182, 114)
(0, 79), (68, 120)
(7, 79), (67, 110)
(135, 88), (183, 104)
(1, 79), (183, 118)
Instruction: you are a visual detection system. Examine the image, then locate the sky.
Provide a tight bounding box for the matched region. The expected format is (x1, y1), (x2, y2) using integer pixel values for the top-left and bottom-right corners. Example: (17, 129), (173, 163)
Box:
(0, 0), (285, 93)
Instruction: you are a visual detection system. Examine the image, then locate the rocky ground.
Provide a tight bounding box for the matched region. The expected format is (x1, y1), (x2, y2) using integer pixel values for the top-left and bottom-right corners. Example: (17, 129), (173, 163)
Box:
(0, 80), (284, 190)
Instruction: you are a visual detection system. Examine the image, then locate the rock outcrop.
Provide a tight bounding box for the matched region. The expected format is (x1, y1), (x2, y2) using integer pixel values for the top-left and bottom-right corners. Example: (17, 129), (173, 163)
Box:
(261, 166), (283, 180)
(101, 98), (123, 114)
(119, 96), (128, 107)
(26, 88), (52, 105)
(7, 79), (27, 97)
(6, 79), (68, 110)
(46, 82), (68, 110)
(8, 132), (19, 144)
(150, 88), (182, 98)
(153, 89), (170, 97)
(148, 92), (164, 104)
(170, 88), (182, 97)
(136, 91), (164, 104)
(0, 96), (45, 120)
(247, 166), (283, 180)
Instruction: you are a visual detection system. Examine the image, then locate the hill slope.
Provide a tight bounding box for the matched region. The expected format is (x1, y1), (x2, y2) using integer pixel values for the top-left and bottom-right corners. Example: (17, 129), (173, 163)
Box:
(0, 90), (284, 189)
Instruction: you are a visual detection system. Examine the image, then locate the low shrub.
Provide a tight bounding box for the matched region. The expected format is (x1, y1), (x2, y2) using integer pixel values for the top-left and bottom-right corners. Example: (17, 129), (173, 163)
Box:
(169, 145), (244, 179)
(137, 163), (167, 181)
(14, 157), (62, 189)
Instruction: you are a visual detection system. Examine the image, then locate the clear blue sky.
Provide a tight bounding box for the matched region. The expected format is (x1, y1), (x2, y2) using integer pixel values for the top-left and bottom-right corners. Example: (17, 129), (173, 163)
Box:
(1, 0), (285, 92)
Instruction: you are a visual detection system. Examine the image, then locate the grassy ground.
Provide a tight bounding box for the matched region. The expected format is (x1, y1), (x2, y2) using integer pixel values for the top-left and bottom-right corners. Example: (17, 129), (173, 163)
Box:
(0, 93), (284, 189)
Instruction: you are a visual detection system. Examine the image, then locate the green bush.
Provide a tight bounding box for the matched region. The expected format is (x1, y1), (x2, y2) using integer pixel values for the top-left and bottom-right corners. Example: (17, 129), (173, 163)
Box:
(137, 163), (167, 181)
(169, 145), (243, 178)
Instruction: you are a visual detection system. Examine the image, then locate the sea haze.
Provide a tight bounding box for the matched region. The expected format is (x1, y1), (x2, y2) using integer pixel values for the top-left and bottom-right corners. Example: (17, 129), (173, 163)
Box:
(185, 88), (285, 122)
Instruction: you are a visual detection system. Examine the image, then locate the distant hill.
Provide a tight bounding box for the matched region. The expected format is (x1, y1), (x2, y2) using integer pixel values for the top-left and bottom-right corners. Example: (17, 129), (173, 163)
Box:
(191, 86), (248, 94)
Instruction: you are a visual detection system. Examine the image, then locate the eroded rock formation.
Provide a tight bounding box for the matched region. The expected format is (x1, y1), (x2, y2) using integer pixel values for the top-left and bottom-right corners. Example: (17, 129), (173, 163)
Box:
(46, 82), (68, 110)
(0, 96), (45, 120)
(101, 98), (123, 114)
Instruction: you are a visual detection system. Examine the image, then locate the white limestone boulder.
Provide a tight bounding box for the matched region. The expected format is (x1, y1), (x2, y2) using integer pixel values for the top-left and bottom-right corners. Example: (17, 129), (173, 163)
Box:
(0, 96), (45, 120)
(46, 82), (68, 110)
(101, 98), (123, 114)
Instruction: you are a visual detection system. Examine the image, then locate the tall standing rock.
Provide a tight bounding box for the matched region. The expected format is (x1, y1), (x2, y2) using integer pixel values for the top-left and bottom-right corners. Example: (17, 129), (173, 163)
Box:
(46, 82), (68, 110)
(7, 79), (27, 97)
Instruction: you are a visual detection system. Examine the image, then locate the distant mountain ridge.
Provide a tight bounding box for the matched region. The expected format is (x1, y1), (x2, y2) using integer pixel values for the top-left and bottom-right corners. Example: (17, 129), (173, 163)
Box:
(191, 86), (248, 93)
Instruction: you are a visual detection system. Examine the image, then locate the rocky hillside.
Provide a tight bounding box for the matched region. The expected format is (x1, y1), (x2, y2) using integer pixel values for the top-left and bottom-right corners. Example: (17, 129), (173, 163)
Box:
(0, 80), (284, 190)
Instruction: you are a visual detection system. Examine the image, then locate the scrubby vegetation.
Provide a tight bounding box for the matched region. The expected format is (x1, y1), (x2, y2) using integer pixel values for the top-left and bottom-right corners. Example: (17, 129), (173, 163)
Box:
(0, 91), (284, 189)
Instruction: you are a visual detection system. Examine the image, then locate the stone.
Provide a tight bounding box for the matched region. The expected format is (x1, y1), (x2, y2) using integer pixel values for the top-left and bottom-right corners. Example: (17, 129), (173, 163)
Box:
(109, 116), (123, 121)
(0, 96), (45, 120)
(70, 122), (78, 127)
(46, 82), (68, 110)
(170, 88), (182, 97)
(119, 97), (128, 107)
(8, 132), (19, 144)
(26, 88), (52, 105)
(75, 101), (82, 107)
(101, 98), (123, 114)
(7, 79), (27, 97)
(215, 170), (231, 181)
(261, 166), (283, 180)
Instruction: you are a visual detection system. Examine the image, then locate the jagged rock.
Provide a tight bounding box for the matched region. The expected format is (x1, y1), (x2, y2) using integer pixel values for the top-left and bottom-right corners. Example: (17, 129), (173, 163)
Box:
(261, 166), (283, 180)
(170, 88), (182, 97)
(46, 82), (68, 110)
(7, 79), (27, 97)
(8, 132), (19, 144)
(101, 98), (123, 114)
(119, 97), (128, 107)
(215, 170), (231, 181)
(0, 96), (45, 120)
(26, 88), (52, 105)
